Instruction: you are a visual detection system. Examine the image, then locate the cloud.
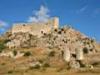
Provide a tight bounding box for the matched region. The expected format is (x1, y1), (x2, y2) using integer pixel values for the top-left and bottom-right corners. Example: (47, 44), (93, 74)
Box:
(0, 20), (7, 28)
(90, 8), (100, 18)
(28, 5), (50, 23)
(95, 8), (100, 14)
(80, 6), (87, 12)
(93, 8), (100, 16)
(76, 5), (88, 14)
(0, 20), (9, 34)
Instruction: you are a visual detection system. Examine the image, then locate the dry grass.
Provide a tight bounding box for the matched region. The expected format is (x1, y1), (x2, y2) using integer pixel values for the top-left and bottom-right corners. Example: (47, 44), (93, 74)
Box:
(0, 47), (100, 75)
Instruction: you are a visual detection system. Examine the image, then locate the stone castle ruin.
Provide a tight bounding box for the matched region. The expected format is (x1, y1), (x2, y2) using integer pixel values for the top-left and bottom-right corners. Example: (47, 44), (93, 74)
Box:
(3, 16), (99, 69)
(12, 17), (59, 37)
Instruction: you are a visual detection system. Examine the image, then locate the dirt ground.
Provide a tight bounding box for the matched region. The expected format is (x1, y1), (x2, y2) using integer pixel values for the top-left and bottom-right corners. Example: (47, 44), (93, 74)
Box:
(0, 66), (100, 75)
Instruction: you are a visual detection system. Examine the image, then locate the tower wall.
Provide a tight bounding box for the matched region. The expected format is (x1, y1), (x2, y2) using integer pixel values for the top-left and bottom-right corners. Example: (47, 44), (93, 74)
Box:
(53, 17), (59, 29)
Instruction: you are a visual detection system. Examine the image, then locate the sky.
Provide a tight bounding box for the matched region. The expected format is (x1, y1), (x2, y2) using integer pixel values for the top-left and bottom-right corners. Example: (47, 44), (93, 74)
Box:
(0, 0), (100, 41)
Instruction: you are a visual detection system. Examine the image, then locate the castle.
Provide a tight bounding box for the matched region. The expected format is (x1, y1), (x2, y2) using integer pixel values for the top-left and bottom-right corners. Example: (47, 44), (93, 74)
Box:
(11, 17), (59, 37)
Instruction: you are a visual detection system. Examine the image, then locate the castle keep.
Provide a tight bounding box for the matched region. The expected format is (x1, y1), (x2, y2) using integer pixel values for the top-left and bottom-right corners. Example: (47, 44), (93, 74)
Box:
(12, 17), (59, 37)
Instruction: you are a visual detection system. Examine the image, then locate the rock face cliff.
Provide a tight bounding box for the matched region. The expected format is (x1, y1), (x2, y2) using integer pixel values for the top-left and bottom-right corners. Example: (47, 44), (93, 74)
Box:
(0, 26), (100, 69)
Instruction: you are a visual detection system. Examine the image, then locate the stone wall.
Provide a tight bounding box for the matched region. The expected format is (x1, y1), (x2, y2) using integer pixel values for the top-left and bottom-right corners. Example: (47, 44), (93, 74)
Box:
(12, 23), (32, 34)
(11, 17), (59, 37)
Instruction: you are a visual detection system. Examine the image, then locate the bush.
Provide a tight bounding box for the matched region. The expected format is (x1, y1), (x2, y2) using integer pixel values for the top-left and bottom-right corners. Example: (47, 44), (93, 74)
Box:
(38, 60), (43, 63)
(43, 63), (50, 68)
(24, 51), (32, 57)
(13, 50), (17, 56)
(0, 41), (6, 53)
(92, 62), (100, 66)
(1, 63), (6, 66)
(48, 51), (55, 57)
(7, 70), (13, 74)
(4, 39), (10, 43)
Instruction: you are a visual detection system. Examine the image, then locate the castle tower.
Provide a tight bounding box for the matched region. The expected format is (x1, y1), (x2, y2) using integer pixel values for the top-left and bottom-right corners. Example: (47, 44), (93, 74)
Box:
(53, 17), (59, 29)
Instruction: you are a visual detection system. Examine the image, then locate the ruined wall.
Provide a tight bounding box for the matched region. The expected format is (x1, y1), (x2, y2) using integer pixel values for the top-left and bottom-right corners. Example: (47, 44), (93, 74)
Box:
(30, 22), (52, 37)
(12, 23), (33, 34)
(11, 17), (59, 37)
(53, 17), (59, 29)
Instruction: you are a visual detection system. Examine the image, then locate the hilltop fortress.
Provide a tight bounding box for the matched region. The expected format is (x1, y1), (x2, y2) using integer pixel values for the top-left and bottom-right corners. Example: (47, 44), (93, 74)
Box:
(11, 17), (59, 37)
(2, 16), (100, 70)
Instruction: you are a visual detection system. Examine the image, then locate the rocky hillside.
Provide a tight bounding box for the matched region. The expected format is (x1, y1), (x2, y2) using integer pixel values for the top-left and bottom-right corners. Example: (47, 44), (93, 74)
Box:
(0, 26), (100, 75)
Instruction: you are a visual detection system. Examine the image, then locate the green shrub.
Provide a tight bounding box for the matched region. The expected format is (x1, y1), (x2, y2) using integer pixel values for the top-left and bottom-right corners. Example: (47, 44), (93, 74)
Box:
(1, 63), (6, 66)
(24, 51), (32, 57)
(38, 60), (43, 63)
(13, 50), (17, 56)
(7, 70), (13, 74)
(4, 39), (10, 43)
(33, 64), (40, 69)
(43, 63), (50, 68)
(92, 62), (100, 66)
(0, 41), (6, 53)
(48, 51), (55, 57)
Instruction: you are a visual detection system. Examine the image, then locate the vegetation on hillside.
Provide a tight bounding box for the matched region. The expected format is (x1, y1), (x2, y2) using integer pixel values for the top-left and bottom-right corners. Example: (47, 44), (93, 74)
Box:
(0, 39), (6, 52)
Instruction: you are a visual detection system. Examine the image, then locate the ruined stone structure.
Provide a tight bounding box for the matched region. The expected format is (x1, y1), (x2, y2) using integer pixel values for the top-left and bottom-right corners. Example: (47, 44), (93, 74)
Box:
(12, 17), (59, 37)
(3, 21), (99, 69)
(63, 47), (71, 62)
